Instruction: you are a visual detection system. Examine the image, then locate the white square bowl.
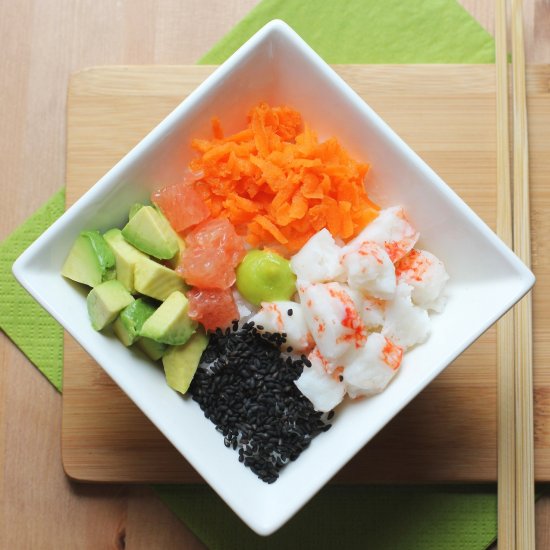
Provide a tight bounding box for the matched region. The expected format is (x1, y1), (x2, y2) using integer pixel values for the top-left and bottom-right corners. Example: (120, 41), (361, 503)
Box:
(13, 20), (534, 535)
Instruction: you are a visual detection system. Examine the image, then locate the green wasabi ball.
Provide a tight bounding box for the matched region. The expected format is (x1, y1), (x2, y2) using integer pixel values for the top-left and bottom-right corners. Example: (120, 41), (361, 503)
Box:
(236, 250), (296, 306)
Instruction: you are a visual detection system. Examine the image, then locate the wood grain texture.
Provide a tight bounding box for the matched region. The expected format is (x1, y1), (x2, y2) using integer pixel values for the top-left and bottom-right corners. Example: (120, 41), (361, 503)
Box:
(495, 1), (515, 546)
(62, 64), (550, 485)
(511, 1), (536, 546)
(1, 1), (550, 549)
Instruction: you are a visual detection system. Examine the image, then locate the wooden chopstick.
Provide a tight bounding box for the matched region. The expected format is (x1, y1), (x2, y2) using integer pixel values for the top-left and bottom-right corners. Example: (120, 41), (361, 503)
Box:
(511, 0), (535, 547)
(495, 0), (516, 547)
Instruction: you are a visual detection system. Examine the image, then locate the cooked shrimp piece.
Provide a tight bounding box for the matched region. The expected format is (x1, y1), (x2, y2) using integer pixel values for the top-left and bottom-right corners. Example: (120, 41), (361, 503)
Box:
(382, 282), (430, 349)
(249, 301), (314, 352)
(290, 228), (344, 283)
(299, 281), (367, 361)
(344, 332), (403, 398)
(395, 249), (449, 312)
(360, 294), (386, 329)
(346, 206), (419, 263)
(341, 241), (396, 299)
(294, 347), (346, 412)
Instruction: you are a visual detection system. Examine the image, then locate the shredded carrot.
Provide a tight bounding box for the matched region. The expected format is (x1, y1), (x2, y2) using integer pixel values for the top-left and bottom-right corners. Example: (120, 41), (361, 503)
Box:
(211, 117), (224, 140)
(188, 102), (379, 254)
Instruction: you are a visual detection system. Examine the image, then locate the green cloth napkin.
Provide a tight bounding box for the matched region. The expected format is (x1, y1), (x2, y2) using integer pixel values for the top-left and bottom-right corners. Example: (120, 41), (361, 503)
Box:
(157, 485), (497, 550)
(0, 189), (65, 391)
(1, 0), (501, 548)
(200, 0), (495, 64)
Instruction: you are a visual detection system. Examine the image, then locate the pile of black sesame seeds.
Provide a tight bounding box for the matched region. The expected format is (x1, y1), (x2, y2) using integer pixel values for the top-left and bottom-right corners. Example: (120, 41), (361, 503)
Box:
(189, 321), (332, 483)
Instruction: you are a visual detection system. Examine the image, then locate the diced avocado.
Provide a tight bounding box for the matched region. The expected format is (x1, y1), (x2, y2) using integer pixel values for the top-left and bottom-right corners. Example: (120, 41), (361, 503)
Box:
(165, 234), (187, 270)
(62, 231), (116, 288)
(103, 228), (148, 293)
(140, 291), (197, 345)
(87, 280), (134, 331)
(113, 317), (134, 347)
(129, 203), (144, 219)
(121, 206), (178, 260)
(134, 257), (188, 301)
(163, 330), (209, 394)
(137, 337), (167, 361)
(113, 298), (157, 346)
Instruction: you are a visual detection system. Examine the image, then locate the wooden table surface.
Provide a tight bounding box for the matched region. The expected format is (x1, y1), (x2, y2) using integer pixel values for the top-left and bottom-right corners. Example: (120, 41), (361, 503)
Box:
(1, 2), (549, 548)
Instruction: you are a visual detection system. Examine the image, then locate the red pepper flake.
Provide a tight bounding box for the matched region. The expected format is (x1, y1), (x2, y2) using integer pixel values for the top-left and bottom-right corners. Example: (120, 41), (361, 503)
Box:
(312, 348), (330, 371)
(344, 242), (385, 266)
(384, 240), (407, 263)
(264, 303), (284, 331)
(395, 249), (432, 283)
(327, 285), (367, 347)
(381, 337), (403, 370)
(311, 349), (344, 380)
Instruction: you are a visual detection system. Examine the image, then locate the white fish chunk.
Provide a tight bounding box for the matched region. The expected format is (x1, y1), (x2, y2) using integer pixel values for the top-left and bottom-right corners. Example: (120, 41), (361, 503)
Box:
(359, 294), (386, 329)
(341, 241), (396, 299)
(395, 249), (449, 312)
(347, 206), (419, 263)
(299, 281), (367, 361)
(382, 282), (430, 349)
(249, 301), (314, 352)
(344, 332), (403, 398)
(294, 348), (346, 412)
(290, 228), (344, 283)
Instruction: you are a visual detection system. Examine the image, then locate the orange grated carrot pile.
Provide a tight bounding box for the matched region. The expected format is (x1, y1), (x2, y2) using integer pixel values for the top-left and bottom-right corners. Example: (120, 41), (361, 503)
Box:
(189, 102), (379, 255)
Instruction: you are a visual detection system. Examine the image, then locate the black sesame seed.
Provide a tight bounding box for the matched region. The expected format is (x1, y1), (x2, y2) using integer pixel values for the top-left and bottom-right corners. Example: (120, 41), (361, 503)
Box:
(189, 327), (333, 484)
(339, 375), (344, 382)
(287, 309), (293, 316)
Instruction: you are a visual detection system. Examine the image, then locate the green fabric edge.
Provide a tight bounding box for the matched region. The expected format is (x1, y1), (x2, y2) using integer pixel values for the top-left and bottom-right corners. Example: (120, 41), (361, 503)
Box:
(0, 188), (65, 391)
(155, 484), (498, 550)
(199, 0), (495, 65)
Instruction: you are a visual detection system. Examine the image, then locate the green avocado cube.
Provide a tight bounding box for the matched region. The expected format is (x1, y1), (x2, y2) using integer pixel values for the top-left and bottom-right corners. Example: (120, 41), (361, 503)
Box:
(113, 317), (134, 347)
(140, 291), (197, 345)
(137, 337), (168, 361)
(163, 330), (209, 394)
(164, 233), (187, 270)
(129, 203), (145, 219)
(113, 298), (157, 346)
(87, 280), (134, 331)
(61, 230), (116, 288)
(134, 257), (188, 301)
(121, 206), (178, 260)
(103, 228), (148, 293)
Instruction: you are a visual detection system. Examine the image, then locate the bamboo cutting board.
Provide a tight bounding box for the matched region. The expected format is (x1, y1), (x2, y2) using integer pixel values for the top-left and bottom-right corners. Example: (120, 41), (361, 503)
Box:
(62, 65), (550, 483)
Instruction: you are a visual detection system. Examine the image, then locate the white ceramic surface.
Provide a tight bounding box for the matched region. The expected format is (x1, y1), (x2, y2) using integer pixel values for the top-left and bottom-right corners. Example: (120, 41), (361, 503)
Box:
(13, 20), (534, 535)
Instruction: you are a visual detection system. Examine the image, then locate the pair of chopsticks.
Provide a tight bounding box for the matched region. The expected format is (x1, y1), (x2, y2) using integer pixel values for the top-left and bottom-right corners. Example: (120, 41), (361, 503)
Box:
(496, 0), (535, 548)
